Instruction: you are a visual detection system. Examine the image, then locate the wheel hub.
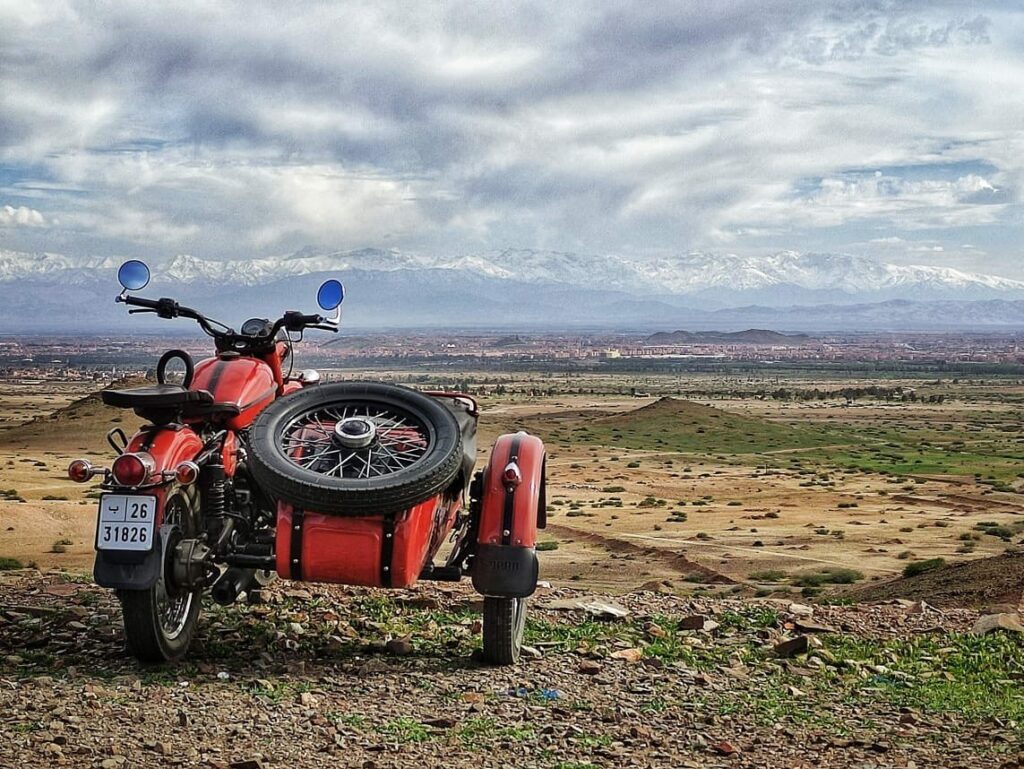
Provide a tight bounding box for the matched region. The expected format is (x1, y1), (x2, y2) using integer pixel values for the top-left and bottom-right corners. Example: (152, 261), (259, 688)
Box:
(334, 416), (377, 449)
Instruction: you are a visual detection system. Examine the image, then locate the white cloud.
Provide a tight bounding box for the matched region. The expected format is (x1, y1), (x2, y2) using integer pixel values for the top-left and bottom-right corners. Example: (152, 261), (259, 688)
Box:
(0, 1), (1021, 274)
(0, 204), (46, 227)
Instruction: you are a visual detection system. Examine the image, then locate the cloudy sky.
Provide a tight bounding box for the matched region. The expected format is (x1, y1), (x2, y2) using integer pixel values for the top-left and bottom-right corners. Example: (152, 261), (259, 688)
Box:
(1, 1), (1022, 275)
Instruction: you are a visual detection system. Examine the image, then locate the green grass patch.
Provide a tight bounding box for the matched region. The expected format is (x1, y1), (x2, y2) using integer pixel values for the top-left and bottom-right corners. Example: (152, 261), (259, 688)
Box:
(526, 398), (844, 459)
(822, 632), (1024, 726)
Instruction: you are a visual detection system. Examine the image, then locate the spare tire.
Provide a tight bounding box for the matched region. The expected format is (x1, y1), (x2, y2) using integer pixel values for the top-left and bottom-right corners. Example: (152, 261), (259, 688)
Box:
(248, 381), (463, 515)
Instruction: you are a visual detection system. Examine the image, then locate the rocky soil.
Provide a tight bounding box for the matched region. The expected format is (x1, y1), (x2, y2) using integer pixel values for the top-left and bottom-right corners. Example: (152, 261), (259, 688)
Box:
(1, 569), (1022, 769)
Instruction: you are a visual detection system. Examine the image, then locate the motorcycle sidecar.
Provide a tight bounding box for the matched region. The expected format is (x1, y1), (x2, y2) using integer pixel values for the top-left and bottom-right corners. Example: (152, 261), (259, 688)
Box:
(247, 381), (546, 664)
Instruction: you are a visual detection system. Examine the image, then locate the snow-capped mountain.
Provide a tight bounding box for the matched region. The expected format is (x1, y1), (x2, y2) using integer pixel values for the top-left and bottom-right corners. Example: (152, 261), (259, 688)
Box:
(2, 247), (1022, 300)
(3, 246), (1024, 330)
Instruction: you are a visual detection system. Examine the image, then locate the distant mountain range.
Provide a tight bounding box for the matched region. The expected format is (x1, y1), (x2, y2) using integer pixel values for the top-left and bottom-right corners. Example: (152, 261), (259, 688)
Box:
(645, 330), (811, 345)
(3, 247), (1024, 332)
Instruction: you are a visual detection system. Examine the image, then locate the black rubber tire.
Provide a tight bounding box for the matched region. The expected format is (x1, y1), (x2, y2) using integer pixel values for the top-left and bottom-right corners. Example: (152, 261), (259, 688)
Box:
(248, 381), (463, 515)
(120, 484), (202, 663)
(481, 596), (527, 665)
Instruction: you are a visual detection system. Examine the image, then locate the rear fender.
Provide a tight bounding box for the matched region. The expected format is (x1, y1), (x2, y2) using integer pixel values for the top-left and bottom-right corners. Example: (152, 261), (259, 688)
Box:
(94, 426), (202, 590)
(471, 431), (545, 598)
(126, 425), (205, 487)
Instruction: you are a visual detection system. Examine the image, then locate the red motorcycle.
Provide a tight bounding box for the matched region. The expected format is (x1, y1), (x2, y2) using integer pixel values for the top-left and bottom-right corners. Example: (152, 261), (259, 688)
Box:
(69, 260), (546, 665)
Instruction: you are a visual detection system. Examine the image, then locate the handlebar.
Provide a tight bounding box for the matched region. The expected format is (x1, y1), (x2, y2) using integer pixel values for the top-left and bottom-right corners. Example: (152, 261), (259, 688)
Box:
(117, 293), (338, 342)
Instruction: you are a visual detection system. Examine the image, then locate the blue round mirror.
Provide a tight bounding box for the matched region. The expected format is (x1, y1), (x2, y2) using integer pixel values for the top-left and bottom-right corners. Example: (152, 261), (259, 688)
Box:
(316, 279), (344, 311)
(117, 260), (150, 291)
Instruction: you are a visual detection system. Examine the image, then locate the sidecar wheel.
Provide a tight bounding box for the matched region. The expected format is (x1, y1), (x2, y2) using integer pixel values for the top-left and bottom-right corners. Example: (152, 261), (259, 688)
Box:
(120, 484), (202, 663)
(481, 596), (528, 665)
(248, 381), (463, 515)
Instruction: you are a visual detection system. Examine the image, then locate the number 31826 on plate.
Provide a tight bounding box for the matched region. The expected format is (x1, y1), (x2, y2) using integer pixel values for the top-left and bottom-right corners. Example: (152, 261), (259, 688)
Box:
(96, 494), (156, 551)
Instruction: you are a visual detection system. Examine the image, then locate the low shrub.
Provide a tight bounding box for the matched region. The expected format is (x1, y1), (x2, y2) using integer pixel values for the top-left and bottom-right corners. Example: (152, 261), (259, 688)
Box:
(903, 558), (946, 578)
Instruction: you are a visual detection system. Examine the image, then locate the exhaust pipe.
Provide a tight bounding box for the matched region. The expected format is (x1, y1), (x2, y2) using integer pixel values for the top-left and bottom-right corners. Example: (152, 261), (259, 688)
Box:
(211, 567), (258, 605)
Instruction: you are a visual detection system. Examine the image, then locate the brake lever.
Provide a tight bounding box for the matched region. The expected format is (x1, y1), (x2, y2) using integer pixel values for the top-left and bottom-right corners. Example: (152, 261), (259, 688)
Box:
(128, 308), (158, 314)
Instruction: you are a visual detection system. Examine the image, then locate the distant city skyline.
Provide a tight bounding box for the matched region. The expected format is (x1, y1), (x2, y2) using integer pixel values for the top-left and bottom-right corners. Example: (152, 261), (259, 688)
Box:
(1, 2), (1022, 277)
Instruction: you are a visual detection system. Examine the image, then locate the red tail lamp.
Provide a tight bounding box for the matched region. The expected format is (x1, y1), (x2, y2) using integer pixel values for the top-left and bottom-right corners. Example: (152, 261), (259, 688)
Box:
(111, 452), (155, 487)
(502, 461), (522, 488)
(175, 461), (200, 486)
(67, 459), (96, 483)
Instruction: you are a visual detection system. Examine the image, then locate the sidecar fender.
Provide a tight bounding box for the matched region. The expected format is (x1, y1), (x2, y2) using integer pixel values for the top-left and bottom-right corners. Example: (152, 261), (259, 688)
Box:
(471, 432), (545, 598)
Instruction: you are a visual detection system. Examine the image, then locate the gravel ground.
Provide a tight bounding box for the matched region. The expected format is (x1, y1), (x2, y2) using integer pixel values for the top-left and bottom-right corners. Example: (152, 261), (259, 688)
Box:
(1, 569), (1021, 769)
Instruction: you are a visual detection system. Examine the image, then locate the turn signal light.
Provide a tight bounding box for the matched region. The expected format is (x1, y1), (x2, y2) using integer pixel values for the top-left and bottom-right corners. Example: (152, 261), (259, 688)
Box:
(111, 452), (155, 487)
(175, 461), (200, 486)
(502, 461), (522, 487)
(67, 459), (94, 483)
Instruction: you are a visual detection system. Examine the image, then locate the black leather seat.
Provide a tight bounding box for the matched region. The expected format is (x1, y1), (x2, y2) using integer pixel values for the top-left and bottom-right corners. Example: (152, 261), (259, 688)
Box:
(102, 385), (214, 409)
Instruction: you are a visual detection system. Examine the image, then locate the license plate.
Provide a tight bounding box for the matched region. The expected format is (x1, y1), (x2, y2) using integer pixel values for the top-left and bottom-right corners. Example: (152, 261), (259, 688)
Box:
(96, 494), (156, 552)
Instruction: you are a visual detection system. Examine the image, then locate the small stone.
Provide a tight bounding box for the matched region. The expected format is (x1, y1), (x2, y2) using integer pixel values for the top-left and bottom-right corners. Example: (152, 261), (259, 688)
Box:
(644, 621), (667, 638)
(155, 742), (172, 755)
(422, 717), (457, 729)
(547, 597), (629, 620)
(678, 614), (707, 631)
(713, 740), (739, 755)
(578, 660), (603, 675)
(298, 691), (317, 707)
(774, 635), (810, 658)
(385, 638), (414, 656)
(288, 622), (305, 635)
(788, 602), (814, 616)
(610, 647), (643, 663)
(972, 613), (1024, 636)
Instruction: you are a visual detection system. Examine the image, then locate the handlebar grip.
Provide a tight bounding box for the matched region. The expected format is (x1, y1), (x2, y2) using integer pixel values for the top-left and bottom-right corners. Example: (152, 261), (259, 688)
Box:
(282, 311), (323, 330)
(122, 295), (161, 310)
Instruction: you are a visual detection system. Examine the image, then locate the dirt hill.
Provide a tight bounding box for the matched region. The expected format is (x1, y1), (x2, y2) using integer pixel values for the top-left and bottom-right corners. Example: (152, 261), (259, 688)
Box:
(0, 379), (146, 450)
(563, 396), (840, 455)
(845, 549), (1024, 610)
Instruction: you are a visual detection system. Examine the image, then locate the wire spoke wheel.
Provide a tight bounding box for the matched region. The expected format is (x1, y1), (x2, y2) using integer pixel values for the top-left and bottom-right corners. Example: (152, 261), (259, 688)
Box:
(249, 382), (465, 516)
(280, 402), (431, 480)
(154, 495), (193, 639)
(120, 484), (202, 662)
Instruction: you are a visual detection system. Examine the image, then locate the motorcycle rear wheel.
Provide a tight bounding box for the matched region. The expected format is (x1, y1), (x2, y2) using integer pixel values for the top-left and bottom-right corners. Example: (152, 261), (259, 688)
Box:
(120, 484), (202, 663)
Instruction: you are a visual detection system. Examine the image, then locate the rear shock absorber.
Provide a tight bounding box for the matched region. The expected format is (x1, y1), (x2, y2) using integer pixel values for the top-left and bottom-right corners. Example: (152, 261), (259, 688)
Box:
(202, 462), (232, 550)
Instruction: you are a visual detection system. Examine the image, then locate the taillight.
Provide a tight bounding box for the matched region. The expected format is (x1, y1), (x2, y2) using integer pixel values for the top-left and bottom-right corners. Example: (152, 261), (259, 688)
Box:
(111, 452), (155, 487)
(175, 461), (200, 485)
(67, 459), (94, 483)
(503, 461), (522, 487)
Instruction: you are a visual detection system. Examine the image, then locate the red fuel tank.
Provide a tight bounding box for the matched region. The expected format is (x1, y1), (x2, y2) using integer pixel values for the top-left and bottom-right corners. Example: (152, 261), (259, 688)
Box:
(190, 356), (277, 430)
